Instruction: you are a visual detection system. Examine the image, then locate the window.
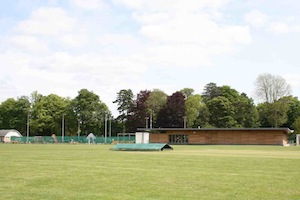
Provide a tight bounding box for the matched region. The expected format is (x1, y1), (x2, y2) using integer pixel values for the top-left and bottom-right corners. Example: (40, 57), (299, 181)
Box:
(169, 134), (188, 144)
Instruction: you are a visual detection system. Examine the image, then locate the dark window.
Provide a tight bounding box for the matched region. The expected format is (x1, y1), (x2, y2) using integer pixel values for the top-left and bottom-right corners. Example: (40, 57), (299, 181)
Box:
(169, 134), (188, 144)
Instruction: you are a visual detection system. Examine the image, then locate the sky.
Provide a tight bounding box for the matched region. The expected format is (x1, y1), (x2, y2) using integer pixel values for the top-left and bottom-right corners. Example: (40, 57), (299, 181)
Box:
(0, 0), (300, 116)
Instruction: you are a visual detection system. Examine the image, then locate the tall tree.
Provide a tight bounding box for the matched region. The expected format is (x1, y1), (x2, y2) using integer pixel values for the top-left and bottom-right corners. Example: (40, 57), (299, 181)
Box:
(30, 94), (69, 136)
(202, 82), (220, 103)
(255, 73), (292, 103)
(127, 90), (151, 132)
(180, 88), (194, 99)
(156, 92), (185, 128)
(113, 89), (134, 121)
(145, 89), (167, 127)
(29, 91), (43, 106)
(206, 96), (237, 128)
(234, 93), (259, 128)
(113, 89), (134, 132)
(72, 89), (109, 136)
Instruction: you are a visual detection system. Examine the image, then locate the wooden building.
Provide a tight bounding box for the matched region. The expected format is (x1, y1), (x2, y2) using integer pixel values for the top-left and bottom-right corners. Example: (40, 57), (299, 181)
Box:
(137, 128), (292, 146)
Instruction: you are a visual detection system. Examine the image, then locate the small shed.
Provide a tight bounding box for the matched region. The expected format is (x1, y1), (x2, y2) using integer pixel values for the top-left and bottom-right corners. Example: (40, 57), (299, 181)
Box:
(110, 143), (173, 151)
(135, 132), (149, 144)
(86, 133), (96, 144)
(0, 129), (22, 143)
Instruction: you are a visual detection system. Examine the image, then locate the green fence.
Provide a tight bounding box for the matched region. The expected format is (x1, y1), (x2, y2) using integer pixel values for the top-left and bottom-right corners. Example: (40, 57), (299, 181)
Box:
(11, 135), (135, 144)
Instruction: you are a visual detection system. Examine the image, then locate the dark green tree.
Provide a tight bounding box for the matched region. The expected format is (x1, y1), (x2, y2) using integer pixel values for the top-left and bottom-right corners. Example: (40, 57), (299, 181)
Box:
(202, 82), (220, 103)
(282, 96), (300, 128)
(257, 98), (290, 128)
(233, 93), (259, 128)
(113, 89), (134, 122)
(195, 103), (211, 128)
(0, 97), (30, 134)
(206, 96), (237, 127)
(127, 90), (151, 132)
(292, 116), (300, 135)
(113, 89), (134, 132)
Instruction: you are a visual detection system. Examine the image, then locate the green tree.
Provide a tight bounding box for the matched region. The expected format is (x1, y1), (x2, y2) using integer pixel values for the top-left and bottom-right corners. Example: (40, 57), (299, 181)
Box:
(257, 98), (290, 128)
(72, 89), (109, 136)
(202, 82), (220, 103)
(145, 89), (167, 127)
(282, 96), (300, 128)
(292, 116), (300, 135)
(195, 103), (211, 128)
(185, 94), (202, 128)
(29, 91), (43, 106)
(30, 94), (69, 136)
(180, 88), (194, 99)
(113, 89), (134, 132)
(0, 97), (30, 134)
(113, 89), (133, 121)
(206, 96), (237, 128)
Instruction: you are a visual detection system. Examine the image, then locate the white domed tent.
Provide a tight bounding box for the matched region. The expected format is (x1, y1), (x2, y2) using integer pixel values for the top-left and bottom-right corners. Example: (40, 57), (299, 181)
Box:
(86, 133), (96, 144)
(0, 129), (22, 143)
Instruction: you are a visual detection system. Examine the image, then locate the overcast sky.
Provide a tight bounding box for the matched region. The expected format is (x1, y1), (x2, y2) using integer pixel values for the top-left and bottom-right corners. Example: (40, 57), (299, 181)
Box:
(1, 0), (300, 116)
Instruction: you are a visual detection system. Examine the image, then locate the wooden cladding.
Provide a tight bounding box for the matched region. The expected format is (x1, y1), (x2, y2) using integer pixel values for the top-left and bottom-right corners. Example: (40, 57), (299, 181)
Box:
(149, 130), (288, 145)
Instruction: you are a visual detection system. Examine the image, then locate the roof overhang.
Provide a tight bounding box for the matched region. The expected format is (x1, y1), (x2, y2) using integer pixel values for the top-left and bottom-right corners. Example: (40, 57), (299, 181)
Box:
(137, 128), (293, 134)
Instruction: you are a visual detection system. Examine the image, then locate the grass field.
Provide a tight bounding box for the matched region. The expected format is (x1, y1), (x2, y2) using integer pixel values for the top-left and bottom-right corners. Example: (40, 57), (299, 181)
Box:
(1, 144), (300, 200)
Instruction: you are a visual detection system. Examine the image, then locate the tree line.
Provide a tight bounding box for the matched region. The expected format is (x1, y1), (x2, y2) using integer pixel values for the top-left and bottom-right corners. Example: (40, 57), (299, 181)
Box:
(0, 73), (299, 137)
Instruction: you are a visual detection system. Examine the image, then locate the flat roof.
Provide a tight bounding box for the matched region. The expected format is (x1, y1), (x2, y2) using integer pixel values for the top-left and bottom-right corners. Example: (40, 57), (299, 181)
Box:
(137, 127), (293, 133)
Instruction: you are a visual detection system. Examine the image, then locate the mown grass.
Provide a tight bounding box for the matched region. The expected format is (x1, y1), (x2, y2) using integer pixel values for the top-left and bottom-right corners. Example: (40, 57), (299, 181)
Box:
(0, 144), (300, 200)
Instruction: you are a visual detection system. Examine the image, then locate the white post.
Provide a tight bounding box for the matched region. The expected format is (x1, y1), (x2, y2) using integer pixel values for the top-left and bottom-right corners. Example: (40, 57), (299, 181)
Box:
(150, 111), (153, 129)
(105, 113), (107, 144)
(77, 119), (81, 142)
(109, 116), (112, 138)
(62, 114), (65, 143)
(297, 134), (300, 146)
(26, 112), (30, 143)
(145, 117), (149, 129)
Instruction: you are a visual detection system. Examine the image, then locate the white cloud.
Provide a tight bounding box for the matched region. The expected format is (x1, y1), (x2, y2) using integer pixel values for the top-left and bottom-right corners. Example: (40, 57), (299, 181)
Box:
(96, 34), (143, 55)
(112, 0), (142, 10)
(59, 33), (88, 48)
(16, 7), (75, 36)
(70, 0), (107, 10)
(115, 0), (227, 11)
(268, 22), (289, 34)
(244, 10), (300, 35)
(135, 6), (251, 67)
(268, 22), (300, 34)
(8, 35), (48, 52)
(244, 10), (269, 28)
